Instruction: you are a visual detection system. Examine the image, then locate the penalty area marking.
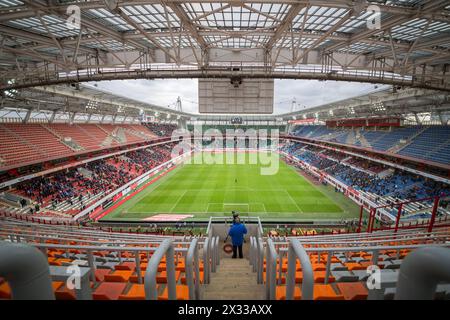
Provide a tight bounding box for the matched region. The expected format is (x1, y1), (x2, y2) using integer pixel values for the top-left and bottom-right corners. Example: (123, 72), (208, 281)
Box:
(168, 190), (188, 212)
(283, 190), (304, 213)
(143, 214), (194, 221)
(223, 203), (250, 213)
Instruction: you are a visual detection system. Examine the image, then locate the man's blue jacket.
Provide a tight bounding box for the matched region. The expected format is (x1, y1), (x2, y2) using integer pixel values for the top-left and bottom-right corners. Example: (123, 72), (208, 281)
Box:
(228, 222), (247, 246)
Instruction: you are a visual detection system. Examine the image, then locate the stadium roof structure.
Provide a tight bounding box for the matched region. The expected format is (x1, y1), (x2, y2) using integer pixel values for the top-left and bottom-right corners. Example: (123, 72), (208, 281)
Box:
(0, 83), (191, 122)
(281, 87), (450, 123)
(2, 82), (449, 124)
(1, 0), (450, 92)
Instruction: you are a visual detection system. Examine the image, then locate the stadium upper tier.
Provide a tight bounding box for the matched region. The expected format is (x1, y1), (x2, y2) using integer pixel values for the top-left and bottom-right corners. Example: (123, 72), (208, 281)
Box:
(281, 142), (450, 222)
(0, 123), (177, 169)
(0, 143), (176, 219)
(290, 125), (450, 166)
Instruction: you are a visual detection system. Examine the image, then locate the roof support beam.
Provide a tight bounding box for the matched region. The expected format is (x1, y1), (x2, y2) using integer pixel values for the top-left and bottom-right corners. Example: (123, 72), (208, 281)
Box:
(265, 3), (306, 50)
(294, 9), (354, 65)
(20, 0), (148, 52)
(0, 1), (438, 22)
(165, 1), (207, 49)
(325, 0), (449, 53)
(102, 1), (179, 62)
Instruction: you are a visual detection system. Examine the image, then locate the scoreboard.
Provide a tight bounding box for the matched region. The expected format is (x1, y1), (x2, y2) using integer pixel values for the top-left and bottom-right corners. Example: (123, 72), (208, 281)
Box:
(199, 78), (274, 114)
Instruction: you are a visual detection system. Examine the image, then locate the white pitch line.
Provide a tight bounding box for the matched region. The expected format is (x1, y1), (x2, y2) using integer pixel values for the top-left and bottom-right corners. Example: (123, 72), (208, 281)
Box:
(169, 190), (187, 212)
(283, 190), (304, 213)
(261, 203), (268, 214)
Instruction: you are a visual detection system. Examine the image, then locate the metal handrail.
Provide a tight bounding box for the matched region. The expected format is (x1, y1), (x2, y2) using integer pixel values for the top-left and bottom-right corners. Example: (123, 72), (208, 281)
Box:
(257, 217), (264, 238)
(0, 231), (197, 247)
(202, 237), (210, 284)
(286, 229), (450, 241)
(0, 223), (191, 240)
(185, 238), (201, 300)
(144, 238), (177, 300)
(209, 236), (219, 273)
(249, 236), (256, 272)
(215, 236), (220, 267)
(211, 235), (215, 267)
(256, 237), (264, 284)
(286, 239), (314, 300)
(206, 217), (213, 235)
(272, 241), (450, 286)
(395, 247), (450, 300)
(271, 242), (450, 253)
(266, 231), (450, 247)
(265, 238), (278, 300)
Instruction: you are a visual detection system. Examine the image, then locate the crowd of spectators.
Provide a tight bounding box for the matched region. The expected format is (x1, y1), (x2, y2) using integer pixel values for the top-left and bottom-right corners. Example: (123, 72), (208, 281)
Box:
(14, 143), (177, 215)
(345, 157), (386, 174)
(321, 149), (348, 161)
(122, 143), (176, 174)
(143, 123), (178, 137)
(283, 143), (337, 170)
(283, 142), (450, 202)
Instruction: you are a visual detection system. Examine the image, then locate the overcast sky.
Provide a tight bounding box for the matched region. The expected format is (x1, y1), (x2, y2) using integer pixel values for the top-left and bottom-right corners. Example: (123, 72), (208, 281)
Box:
(89, 79), (383, 115)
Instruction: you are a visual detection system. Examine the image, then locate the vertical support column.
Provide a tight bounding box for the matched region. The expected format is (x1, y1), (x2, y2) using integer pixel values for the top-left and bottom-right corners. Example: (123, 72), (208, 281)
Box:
(367, 208), (374, 233)
(49, 110), (57, 123)
(414, 112), (421, 125)
(428, 197), (440, 233)
(278, 250), (283, 285)
(87, 250), (96, 286)
(394, 204), (403, 233)
(69, 112), (76, 125)
(324, 250), (333, 284)
(23, 109), (32, 124)
(358, 205), (364, 233)
(135, 251), (142, 284)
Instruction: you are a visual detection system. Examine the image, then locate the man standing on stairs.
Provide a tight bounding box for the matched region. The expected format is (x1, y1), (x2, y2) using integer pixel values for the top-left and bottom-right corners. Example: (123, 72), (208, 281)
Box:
(228, 217), (247, 259)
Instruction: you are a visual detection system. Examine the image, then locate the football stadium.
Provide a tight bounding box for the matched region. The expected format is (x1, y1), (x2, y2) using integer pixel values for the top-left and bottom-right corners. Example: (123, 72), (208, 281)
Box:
(0, 0), (450, 305)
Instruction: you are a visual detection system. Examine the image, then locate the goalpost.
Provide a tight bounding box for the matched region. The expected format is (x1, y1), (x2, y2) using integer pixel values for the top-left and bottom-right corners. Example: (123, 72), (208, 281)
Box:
(223, 203), (250, 215)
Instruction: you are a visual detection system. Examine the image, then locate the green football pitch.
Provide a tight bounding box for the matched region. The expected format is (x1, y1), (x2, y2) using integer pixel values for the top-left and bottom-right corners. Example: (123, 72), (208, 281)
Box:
(103, 152), (360, 221)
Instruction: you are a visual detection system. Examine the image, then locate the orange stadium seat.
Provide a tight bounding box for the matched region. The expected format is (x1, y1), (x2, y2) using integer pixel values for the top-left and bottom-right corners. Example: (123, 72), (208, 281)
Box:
(336, 282), (369, 300)
(118, 284), (158, 300)
(104, 270), (134, 282)
(158, 285), (190, 300)
(276, 284), (344, 300)
(93, 282), (127, 300)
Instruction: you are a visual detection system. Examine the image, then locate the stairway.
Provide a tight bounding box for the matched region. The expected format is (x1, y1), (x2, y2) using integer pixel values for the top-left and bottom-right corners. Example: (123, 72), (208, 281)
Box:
(345, 130), (356, 145)
(203, 258), (265, 300)
(357, 130), (371, 148)
(41, 124), (83, 151)
(388, 126), (428, 154)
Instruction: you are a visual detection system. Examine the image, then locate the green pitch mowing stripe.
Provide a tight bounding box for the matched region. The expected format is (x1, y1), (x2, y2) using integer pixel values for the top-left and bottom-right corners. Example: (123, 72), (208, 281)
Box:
(103, 152), (360, 221)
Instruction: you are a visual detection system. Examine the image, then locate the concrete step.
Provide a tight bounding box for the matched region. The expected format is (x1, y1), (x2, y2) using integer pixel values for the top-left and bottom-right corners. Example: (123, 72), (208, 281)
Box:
(203, 292), (265, 300)
(212, 271), (256, 277)
(207, 276), (259, 283)
(205, 284), (263, 292)
(202, 255), (265, 300)
(214, 269), (253, 274)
